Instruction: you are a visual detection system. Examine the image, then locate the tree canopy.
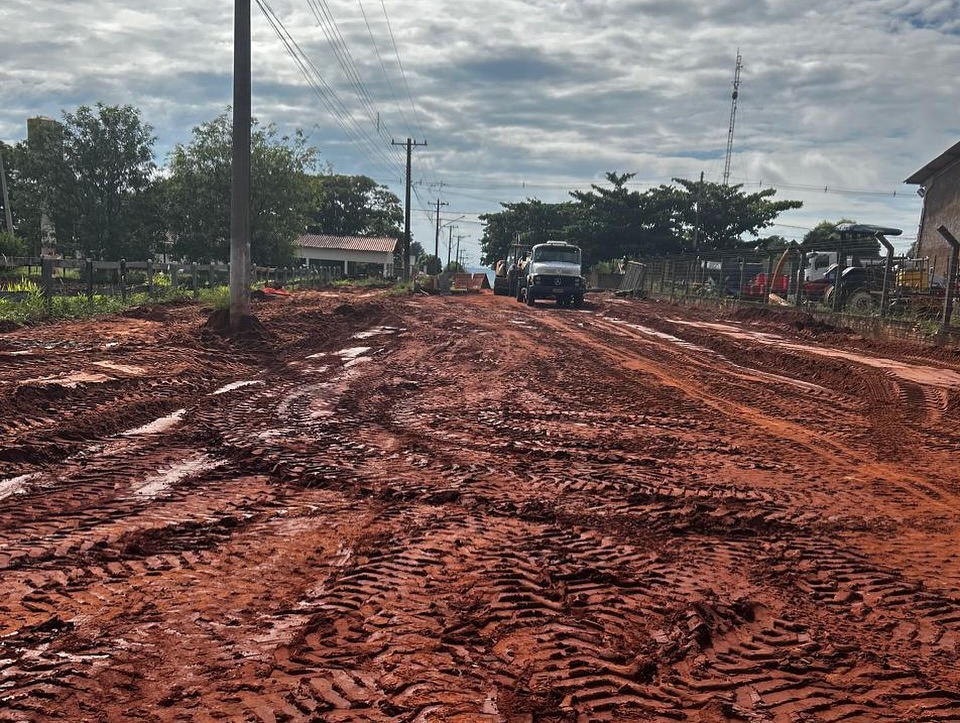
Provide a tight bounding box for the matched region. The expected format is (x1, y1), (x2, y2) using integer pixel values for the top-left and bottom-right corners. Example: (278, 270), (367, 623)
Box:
(479, 173), (804, 270)
(166, 112), (318, 265)
(307, 174), (402, 239)
(5, 104), (157, 259)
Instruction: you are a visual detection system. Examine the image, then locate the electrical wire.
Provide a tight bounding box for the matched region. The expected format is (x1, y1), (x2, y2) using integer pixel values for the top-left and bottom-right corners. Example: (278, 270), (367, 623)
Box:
(304, 0), (402, 161)
(255, 0), (402, 180)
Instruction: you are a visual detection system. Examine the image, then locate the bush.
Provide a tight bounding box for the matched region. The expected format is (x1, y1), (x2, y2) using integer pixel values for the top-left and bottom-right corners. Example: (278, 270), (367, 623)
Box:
(0, 231), (27, 258)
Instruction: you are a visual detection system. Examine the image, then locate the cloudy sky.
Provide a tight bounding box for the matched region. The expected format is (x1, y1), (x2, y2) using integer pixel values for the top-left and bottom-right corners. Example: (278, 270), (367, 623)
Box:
(3, 0), (959, 263)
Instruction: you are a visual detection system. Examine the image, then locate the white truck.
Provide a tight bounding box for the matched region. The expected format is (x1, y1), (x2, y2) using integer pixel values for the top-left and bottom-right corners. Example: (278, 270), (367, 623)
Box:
(516, 240), (586, 308)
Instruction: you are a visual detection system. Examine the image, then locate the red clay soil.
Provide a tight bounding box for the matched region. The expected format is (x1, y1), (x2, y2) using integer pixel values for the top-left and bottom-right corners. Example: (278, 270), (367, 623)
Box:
(2, 288), (960, 722)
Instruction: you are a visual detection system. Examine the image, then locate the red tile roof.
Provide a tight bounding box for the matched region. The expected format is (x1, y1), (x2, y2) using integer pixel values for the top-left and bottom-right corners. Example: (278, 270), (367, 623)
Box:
(296, 235), (398, 253)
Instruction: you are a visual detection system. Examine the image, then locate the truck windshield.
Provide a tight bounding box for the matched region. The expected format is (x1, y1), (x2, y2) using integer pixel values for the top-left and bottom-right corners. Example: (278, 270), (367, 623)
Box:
(533, 246), (580, 264)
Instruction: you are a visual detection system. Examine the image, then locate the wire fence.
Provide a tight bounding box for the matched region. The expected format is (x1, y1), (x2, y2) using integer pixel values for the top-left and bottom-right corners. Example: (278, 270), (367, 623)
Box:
(617, 249), (960, 341)
(0, 257), (340, 302)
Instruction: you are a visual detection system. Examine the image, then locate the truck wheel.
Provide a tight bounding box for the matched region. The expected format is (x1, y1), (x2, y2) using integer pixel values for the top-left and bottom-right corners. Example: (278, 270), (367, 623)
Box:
(572, 295), (584, 309)
(846, 289), (875, 314)
(525, 287), (536, 306)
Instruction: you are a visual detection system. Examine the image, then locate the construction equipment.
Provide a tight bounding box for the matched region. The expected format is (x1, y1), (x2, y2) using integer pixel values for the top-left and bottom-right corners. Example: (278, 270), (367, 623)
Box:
(492, 240), (531, 298)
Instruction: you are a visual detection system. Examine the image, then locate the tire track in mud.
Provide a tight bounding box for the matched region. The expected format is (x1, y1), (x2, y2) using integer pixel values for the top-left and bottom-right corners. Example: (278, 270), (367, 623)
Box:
(203, 297), (960, 721)
(4, 292), (960, 721)
(559, 310), (960, 519)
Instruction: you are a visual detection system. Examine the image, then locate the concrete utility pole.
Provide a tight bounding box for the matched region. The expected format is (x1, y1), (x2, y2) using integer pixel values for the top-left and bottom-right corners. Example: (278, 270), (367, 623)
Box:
(447, 224), (457, 268)
(0, 148), (13, 235)
(433, 198), (448, 263)
(229, 0), (252, 329)
(391, 138), (427, 281)
(455, 233), (470, 269)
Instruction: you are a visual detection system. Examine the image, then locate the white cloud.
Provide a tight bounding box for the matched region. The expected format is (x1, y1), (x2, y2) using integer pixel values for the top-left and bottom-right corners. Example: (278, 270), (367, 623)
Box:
(2, 0), (958, 258)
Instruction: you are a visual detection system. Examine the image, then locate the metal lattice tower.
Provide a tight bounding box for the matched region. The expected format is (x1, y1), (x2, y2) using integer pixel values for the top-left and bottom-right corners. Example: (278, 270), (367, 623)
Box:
(723, 50), (742, 186)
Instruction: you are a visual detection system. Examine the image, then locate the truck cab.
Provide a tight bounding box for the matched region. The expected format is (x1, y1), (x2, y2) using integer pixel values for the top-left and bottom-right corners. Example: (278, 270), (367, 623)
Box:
(518, 241), (586, 308)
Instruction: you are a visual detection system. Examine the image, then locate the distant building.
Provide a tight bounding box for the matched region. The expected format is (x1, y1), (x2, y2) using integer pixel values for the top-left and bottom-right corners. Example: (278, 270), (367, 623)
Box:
(905, 140), (960, 282)
(295, 234), (398, 277)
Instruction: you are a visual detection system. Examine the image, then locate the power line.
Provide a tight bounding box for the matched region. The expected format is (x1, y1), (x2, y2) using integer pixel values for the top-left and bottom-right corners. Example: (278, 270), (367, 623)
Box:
(356, 0), (413, 138)
(255, 0), (401, 178)
(304, 0), (401, 159)
(379, 0), (426, 141)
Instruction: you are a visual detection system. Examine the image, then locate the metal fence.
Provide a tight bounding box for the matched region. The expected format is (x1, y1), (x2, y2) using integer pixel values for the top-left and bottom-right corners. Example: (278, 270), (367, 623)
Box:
(616, 249), (960, 340)
(0, 257), (340, 302)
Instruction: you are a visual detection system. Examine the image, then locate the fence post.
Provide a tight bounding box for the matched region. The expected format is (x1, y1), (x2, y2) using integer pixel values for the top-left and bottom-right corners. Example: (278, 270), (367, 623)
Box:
(875, 233), (895, 319)
(191, 263), (199, 299)
(120, 259), (127, 302)
(795, 250), (806, 309)
(936, 226), (959, 337)
(41, 257), (53, 311)
(147, 259), (154, 295)
(171, 265), (179, 293)
(86, 259), (94, 300)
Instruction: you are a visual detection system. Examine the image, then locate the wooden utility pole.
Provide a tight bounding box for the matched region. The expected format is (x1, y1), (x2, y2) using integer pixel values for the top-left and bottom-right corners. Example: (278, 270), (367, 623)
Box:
(392, 138), (426, 281)
(230, 0), (252, 329)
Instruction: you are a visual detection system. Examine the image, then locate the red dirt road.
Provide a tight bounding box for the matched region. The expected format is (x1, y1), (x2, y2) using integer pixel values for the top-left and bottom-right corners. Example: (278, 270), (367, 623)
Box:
(2, 289), (960, 722)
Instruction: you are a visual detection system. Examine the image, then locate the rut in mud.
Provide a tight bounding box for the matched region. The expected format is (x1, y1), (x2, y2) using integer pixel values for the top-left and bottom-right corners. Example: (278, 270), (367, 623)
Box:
(2, 289), (960, 722)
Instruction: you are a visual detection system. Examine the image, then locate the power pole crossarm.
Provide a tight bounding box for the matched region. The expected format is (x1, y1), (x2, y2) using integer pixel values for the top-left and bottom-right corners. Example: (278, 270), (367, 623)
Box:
(391, 138), (427, 281)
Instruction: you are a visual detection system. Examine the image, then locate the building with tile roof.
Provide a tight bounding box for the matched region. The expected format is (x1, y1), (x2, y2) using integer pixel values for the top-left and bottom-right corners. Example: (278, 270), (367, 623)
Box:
(295, 235), (399, 277)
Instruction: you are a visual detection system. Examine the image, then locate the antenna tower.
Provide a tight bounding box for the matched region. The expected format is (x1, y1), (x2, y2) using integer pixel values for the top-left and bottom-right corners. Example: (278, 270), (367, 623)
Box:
(723, 50), (742, 186)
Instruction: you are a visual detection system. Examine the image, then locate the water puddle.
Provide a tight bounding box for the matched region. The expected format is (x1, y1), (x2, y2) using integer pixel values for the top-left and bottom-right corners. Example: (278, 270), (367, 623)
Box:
(337, 346), (371, 360)
(671, 320), (960, 389)
(211, 380), (265, 395)
(133, 454), (227, 498)
(0, 472), (40, 501)
(19, 371), (114, 387)
(122, 409), (186, 436)
(351, 326), (401, 339)
(92, 361), (147, 375)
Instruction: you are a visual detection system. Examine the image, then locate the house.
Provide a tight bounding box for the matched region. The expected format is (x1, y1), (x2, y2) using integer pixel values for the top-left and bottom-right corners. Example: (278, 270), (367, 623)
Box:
(294, 234), (399, 277)
(905, 141), (960, 282)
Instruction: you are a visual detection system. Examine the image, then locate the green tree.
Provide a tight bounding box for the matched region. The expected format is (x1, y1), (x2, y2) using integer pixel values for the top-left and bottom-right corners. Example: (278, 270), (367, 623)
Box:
(6, 106), (158, 259)
(63, 104), (157, 259)
(0, 231), (27, 257)
(658, 178), (803, 252)
(166, 112), (318, 265)
(306, 174), (402, 238)
(421, 254), (442, 275)
(5, 125), (72, 256)
(567, 172), (683, 267)
(478, 199), (574, 267)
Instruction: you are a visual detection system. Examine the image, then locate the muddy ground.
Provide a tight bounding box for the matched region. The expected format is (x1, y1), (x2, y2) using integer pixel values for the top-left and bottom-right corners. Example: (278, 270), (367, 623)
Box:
(1, 288), (960, 723)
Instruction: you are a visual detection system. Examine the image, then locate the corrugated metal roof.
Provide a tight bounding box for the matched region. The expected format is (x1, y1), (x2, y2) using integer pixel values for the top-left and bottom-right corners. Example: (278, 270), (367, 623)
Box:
(905, 139), (960, 185)
(450, 273), (491, 291)
(296, 235), (398, 253)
